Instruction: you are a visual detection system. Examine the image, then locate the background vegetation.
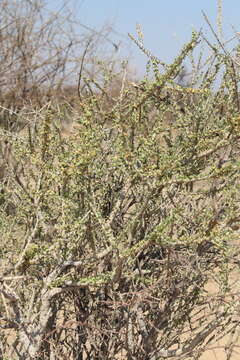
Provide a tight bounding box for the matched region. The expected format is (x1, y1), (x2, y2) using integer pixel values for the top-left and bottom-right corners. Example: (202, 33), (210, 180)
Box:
(1, 0), (240, 359)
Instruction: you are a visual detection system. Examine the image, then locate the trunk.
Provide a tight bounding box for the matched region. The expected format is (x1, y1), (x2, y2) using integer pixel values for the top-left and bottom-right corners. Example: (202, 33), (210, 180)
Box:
(18, 288), (60, 358)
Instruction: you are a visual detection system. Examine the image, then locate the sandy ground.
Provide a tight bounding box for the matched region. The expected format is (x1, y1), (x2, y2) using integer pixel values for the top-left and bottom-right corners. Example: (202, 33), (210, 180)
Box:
(199, 272), (240, 360)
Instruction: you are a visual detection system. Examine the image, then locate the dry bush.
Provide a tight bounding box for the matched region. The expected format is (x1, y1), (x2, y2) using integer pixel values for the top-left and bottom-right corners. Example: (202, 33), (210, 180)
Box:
(1, 4), (240, 360)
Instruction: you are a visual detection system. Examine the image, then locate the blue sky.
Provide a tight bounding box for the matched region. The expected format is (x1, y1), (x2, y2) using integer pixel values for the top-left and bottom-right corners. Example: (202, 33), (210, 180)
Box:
(50, 1), (240, 77)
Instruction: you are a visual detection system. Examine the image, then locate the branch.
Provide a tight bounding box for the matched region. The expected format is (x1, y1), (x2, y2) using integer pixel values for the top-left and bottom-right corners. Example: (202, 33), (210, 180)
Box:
(150, 311), (228, 359)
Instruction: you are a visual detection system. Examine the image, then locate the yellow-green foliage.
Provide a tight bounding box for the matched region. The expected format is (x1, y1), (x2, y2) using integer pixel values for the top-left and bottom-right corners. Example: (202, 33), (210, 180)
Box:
(2, 28), (240, 359)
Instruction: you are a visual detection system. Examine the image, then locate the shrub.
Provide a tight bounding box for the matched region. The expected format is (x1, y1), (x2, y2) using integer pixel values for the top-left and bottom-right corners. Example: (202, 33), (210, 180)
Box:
(1, 4), (240, 360)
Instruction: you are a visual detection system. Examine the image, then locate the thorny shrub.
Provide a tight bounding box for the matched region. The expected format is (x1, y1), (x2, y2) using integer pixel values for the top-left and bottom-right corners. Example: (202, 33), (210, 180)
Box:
(1, 7), (240, 360)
